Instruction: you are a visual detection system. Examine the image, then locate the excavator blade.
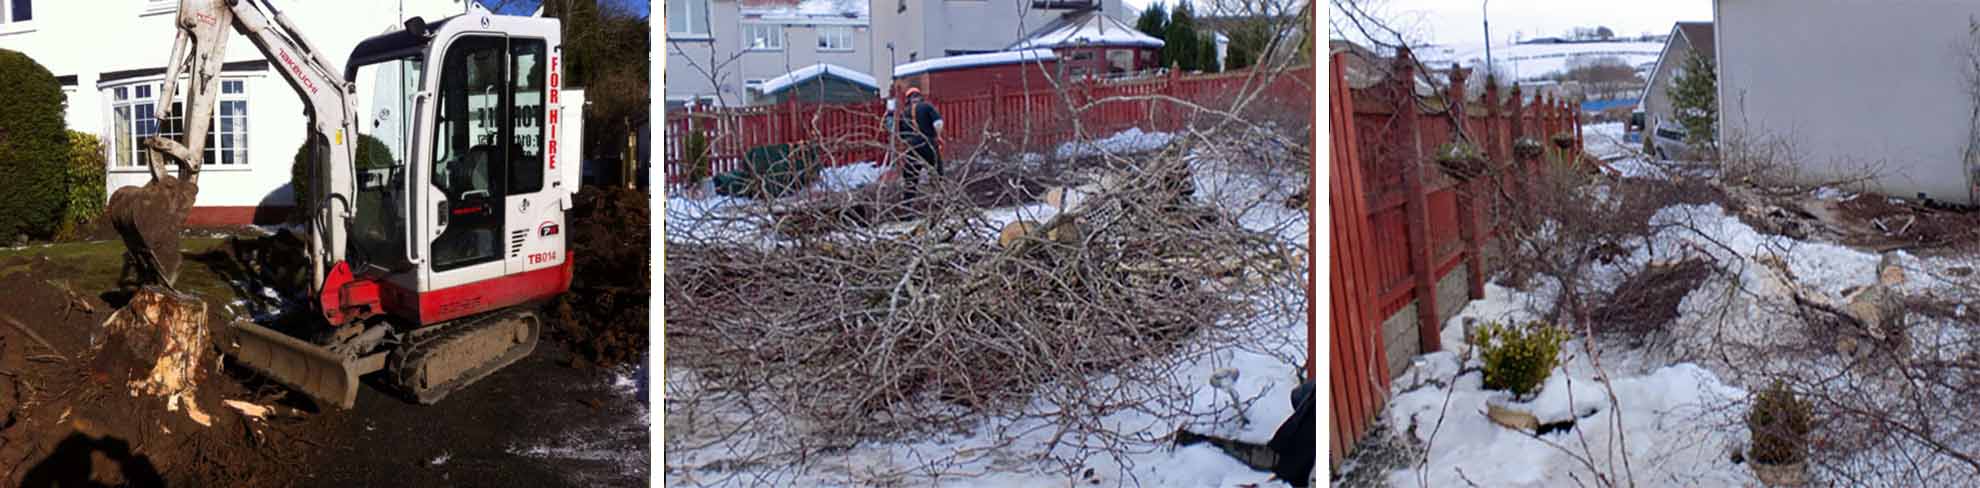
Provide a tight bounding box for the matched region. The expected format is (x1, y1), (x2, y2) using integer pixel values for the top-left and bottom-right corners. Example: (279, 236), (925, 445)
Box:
(393, 309), (541, 405)
(224, 319), (386, 410)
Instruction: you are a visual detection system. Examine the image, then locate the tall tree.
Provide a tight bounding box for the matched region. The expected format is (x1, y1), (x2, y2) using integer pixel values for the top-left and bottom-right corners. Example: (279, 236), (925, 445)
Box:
(1199, 34), (1220, 72)
(1136, 2), (1169, 41)
(1165, 2), (1200, 71)
(542, 0), (651, 185)
(1671, 53), (1717, 147)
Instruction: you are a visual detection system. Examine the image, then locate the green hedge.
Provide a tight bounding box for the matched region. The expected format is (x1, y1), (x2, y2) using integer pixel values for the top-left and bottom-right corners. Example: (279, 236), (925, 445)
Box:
(290, 134), (395, 216)
(0, 49), (71, 241)
(58, 131), (107, 238)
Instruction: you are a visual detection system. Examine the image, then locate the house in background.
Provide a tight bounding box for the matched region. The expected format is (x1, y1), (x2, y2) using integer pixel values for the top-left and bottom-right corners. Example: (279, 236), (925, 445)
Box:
(872, 0), (1128, 91)
(665, 0), (878, 108)
(1716, 0), (1980, 204)
(0, 0), (465, 226)
(755, 62), (881, 104)
(1006, 9), (1163, 79)
(1639, 21), (1711, 142)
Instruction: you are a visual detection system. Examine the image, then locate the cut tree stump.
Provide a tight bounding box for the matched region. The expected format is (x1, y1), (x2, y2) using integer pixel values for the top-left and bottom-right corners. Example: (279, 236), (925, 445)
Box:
(92, 286), (213, 426)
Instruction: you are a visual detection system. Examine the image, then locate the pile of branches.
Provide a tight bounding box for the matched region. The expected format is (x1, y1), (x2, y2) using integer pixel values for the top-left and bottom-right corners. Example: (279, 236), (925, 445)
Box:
(664, 130), (1307, 470)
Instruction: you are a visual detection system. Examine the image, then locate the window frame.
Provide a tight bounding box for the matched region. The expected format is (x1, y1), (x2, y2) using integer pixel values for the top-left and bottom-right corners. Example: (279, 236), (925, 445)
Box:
(0, 0), (35, 34)
(666, 0), (712, 39)
(104, 76), (253, 172)
(817, 26), (854, 52)
(743, 23), (784, 52)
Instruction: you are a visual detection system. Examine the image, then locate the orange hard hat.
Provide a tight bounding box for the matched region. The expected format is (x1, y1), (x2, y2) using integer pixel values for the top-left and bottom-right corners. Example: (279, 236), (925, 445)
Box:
(904, 87), (921, 98)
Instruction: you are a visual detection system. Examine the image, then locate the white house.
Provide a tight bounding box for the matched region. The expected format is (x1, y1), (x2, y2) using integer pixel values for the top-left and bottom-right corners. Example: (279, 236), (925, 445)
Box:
(1716, 0), (1980, 204)
(665, 0), (878, 108)
(0, 0), (469, 225)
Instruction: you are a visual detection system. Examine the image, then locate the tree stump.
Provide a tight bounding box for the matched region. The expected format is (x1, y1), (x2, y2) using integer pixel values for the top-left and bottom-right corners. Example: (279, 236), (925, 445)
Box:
(91, 287), (213, 426)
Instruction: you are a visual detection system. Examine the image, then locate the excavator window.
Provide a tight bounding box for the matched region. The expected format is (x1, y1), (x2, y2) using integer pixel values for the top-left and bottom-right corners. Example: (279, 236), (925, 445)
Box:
(431, 36), (511, 272)
(509, 39), (546, 196)
(348, 53), (424, 272)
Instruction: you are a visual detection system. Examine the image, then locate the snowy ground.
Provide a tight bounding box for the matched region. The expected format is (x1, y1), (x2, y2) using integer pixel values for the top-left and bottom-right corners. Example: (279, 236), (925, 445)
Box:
(663, 128), (1312, 487)
(1416, 41), (1664, 83)
(1357, 172), (1980, 485)
(509, 363), (652, 484)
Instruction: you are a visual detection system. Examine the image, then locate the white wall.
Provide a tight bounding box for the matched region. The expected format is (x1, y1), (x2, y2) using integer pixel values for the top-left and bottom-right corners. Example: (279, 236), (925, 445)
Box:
(1718, 0), (1980, 204)
(0, 0), (463, 210)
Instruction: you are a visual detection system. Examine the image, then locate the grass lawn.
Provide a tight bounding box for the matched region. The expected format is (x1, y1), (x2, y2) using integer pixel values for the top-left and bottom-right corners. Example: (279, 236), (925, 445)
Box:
(0, 237), (243, 308)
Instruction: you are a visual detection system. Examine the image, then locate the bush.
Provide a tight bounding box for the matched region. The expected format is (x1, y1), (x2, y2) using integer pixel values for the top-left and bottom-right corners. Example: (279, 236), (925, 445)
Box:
(1470, 320), (1569, 399)
(683, 129), (711, 184)
(290, 134), (395, 218)
(1748, 381), (1813, 465)
(0, 49), (72, 241)
(58, 131), (107, 238)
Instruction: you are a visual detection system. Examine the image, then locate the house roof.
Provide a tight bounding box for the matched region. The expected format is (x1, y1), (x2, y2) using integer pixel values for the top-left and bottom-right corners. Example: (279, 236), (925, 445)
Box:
(894, 49), (1059, 78)
(1007, 10), (1164, 50)
(1676, 21), (1714, 61)
(759, 63), (880, 94)
(1637, 21), (1713, 111)
(740, 0), (867, 21)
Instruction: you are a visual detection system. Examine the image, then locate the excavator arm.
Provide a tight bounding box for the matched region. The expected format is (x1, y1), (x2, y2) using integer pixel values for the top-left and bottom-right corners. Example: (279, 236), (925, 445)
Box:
(142, 0), (360, 299)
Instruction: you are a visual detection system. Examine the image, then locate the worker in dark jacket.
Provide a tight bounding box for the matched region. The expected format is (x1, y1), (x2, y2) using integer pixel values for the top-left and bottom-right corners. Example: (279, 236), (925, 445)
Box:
(895, 87), (944, 204)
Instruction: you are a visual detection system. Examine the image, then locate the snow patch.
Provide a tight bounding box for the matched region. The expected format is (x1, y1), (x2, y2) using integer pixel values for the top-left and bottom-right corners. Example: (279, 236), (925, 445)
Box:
(758, 64), (879, 95)
(1055, 128), (1173, 159)
(1010, 13), (1164, 50)
(893, 49), (1057, 78)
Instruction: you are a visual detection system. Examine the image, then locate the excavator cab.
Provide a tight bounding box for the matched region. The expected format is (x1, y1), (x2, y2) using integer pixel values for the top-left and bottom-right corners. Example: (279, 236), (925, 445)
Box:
(221, 7), (579, 409)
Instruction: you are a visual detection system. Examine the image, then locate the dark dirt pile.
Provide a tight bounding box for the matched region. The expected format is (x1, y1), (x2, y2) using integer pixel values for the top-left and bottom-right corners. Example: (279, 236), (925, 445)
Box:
(550, 186), (651, 368)
(1833, 194), (1980, 249)
(0, 257), (324, 487)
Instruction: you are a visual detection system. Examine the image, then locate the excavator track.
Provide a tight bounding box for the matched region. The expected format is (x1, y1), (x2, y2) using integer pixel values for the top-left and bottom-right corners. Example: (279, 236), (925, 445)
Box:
(390, 308), (541, 404)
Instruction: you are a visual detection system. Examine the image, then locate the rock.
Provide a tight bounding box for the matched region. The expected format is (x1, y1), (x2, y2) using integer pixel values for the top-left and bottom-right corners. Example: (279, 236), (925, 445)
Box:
(1485, 396), (1540, 433)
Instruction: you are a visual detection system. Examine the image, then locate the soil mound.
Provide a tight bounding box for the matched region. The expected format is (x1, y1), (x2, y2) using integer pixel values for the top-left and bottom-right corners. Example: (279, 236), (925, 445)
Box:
(550, 186), (650, 368)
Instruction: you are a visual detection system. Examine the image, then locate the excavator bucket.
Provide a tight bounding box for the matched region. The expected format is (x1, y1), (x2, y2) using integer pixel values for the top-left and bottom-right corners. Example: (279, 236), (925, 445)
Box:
(224, 319), (386, 409)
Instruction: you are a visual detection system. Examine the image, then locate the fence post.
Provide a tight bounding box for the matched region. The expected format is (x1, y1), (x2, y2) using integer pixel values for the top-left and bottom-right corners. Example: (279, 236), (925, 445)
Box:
(1510, 85), (1530, 207)
(1394, 49), (1441, 354)
(1572, 98), (1584, 156)
(1167, 63), (1181, 132)
(1446, 66), (1485, 301)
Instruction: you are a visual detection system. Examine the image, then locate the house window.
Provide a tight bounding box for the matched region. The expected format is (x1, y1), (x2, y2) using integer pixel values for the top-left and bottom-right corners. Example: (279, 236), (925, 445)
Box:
(3, 0), (30, 23)
(744, 24), (783, 51)
(667, 0), (710, 37)
(107, 79), (250, 168)
(818, 26), (854, 51)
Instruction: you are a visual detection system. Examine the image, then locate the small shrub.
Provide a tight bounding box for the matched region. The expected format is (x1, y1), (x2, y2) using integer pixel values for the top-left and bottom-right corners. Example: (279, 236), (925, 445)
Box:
(57, 131), (108, 239)
(0, 49), (72, 240)
(1747, 380), (1813, 465)
(683, 129), (712, 184)
(1469, 320), (1569, 399)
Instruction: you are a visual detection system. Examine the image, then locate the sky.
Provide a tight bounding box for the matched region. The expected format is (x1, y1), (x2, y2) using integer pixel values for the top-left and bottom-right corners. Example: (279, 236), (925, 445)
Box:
(482, 0), (649, 18)
(1331, 0), (1712, 47)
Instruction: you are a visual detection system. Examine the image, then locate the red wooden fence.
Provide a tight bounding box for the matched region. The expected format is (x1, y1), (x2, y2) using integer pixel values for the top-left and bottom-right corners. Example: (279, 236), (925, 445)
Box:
(662, 67), (1316, 188)
(1328, 48), (1584, 465)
